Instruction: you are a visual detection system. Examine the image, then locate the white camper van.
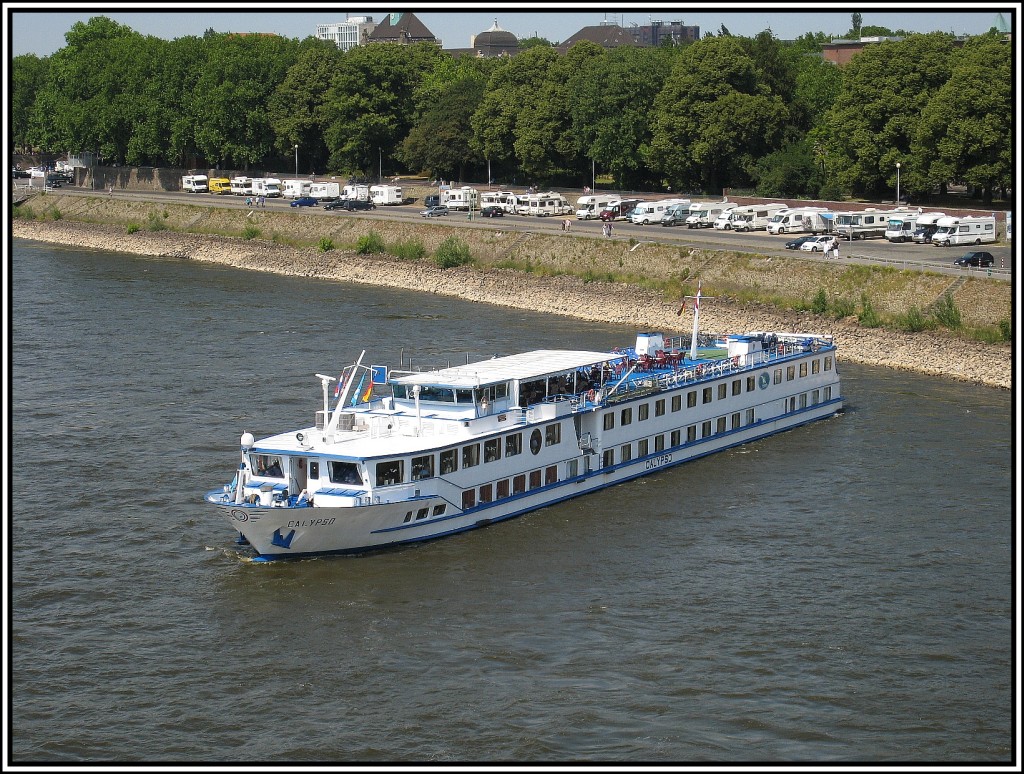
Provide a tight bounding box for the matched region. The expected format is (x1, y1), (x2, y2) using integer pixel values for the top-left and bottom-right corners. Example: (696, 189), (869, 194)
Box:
(884, 209), (927, 242)
(518, 192), (573, 217)
(182, 174), (209, 193)
(686, 201), (733, 228)
(931, 215), (997, 247)
(633, 199), (688, 225)
(767, 207), (830, 235)
(310, 182), (341, 200)
(443, 186), (479, 211)
(715, 203), (787, 231)
(370, 185), (403, 205)
(658, 201), (693, 227)
(282, 179), (311, 199)
(230, 176), (253, 196)
(833, 207), (908, 240)
(251, 178), (282, 198)
(575, 194), (619, 220)
(911, 212), (948, 243)
(480, 190), (520, 213)
(341, 184), (370, 202)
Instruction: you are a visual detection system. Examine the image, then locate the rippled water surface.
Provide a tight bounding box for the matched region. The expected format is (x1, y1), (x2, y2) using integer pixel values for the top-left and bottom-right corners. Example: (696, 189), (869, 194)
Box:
(11, 240), (1013, 764)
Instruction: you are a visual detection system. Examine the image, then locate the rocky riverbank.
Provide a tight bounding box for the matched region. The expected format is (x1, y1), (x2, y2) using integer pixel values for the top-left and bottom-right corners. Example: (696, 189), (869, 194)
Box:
(13, 219), (1011, 389)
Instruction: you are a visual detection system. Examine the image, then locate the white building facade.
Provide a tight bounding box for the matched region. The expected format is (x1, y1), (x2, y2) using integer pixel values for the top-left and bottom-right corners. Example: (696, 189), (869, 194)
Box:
(316, 17), (376, 51)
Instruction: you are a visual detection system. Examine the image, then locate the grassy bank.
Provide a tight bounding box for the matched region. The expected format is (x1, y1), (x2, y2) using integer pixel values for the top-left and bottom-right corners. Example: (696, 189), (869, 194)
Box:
(15, 192), (1012, 344)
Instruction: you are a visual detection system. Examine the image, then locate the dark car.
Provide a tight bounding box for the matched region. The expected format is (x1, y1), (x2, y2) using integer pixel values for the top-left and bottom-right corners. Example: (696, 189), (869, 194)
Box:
(954, 251), (995, 267)
(12, 167), (30, 179)
(785, 236), (817, 249)
(44, 174), (64, 188)
(420, 205), (449, 218)
(324, 199), (375, 211)
(481, 205), (504, 218)
(290, 196), (318, 208)
(424, 194), (441, 208)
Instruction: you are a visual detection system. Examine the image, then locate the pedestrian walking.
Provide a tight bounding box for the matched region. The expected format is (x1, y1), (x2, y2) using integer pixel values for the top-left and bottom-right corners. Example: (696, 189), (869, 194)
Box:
(831, 236), (840, 260)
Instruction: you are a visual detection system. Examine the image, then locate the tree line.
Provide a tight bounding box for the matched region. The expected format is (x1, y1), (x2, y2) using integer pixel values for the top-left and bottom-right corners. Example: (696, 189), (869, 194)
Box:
(12, 16), (1011, 203)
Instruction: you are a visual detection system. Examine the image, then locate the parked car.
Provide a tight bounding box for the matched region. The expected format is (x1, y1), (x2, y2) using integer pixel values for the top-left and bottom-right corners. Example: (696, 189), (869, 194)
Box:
(420, 205), (449, 218)
(800, 235), (834, 252)
(424, 194), (441, 208)
(325, 199), (375, 211)
(481, 205), (504, 218)
(953, 251), (995, 267)
(290, 196), (318, 208)
(12, 167), (30, 179)
(785, 236), (817, 250)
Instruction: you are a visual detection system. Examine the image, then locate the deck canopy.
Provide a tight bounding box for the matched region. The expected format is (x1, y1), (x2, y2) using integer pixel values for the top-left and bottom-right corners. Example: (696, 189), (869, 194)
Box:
(390, 349), (616, 389)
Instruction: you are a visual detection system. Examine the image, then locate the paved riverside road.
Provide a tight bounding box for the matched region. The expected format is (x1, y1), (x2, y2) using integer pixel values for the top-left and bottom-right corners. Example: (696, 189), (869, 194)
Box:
(42, 185), (1013, 279)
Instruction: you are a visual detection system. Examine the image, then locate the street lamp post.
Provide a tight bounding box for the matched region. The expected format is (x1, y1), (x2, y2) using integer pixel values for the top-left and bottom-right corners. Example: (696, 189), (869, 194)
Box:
(896, 162), (901, 204)
(294, 144), (299, 178)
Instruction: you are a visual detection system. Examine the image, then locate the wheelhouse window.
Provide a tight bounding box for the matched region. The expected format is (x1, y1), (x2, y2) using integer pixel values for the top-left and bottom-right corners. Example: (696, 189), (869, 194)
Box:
(254, 454), (284, 478)
(375, 460), (403, 486)
(329, 460), (362, 485)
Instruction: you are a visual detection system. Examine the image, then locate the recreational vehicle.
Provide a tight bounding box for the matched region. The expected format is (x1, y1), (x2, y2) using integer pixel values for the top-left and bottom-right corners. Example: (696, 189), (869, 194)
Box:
(443, 186), (479, 211)
(599, 199), (643, 221)
(370, 185), (403, 205)
(633, 199), (689, 225)
(911, 212), (948, 243)
(884, 209), (928, 242)
(716, 203), (787, 231)
(310, 182), (342, 200)
(930, 215), (997, 247)
(282, 179), (311, 199)
(182, 174), (209, 193)
(833, 207), (909, 240)
(685, 201), (734, 228)
(251, 178), (282, 198)
(230, 177), (253, 196)
(575, 194), (619, 220)
(518, 192), (573, 217)
(480, 190), (520, 213)
(767, 207), (830, 235)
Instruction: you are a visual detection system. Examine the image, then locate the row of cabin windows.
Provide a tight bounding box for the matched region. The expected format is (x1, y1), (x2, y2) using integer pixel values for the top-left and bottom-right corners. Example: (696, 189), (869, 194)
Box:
(598, 383), (834, 468)
(602, 357), (833, 430)
(403, 503), (448, 523)
(600, 408), (758, 467)
(374, 422), (561, 487)
(462, 466), (559, 510)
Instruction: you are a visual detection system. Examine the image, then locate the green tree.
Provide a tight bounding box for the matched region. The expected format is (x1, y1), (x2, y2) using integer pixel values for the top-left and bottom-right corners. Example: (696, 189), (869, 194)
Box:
(323, 42), (441, 176)
(568, 45), (676, 189)
(470, 46), (561, 180)
(267, 39), (340, 174)
(11, 54), (49, 151)
(399, 76), (486, 180)
(189, 32), (301, 170)
(913, 32), (1011, 203)
(820, 33), (956, 199)
(646, 35), (789, 192)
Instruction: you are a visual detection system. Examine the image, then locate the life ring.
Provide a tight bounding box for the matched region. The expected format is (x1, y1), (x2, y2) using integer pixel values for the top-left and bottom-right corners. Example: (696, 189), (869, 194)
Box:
(586, 389), (597, 403)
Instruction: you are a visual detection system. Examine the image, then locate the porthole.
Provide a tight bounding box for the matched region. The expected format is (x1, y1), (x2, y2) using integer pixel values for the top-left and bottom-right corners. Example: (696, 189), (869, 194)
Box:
(530, 429), (542, 455)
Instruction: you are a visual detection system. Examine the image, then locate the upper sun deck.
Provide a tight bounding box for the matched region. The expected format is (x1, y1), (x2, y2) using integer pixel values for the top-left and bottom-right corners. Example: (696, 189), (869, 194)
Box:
(389, 349), (617, 390)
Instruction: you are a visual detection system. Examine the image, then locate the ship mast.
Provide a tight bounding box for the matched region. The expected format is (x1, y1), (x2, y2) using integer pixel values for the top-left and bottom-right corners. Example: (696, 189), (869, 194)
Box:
(681, 280), (715, 361)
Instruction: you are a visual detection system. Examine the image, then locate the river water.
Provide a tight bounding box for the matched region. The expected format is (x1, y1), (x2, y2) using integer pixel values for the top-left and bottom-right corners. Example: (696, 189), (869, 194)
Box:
(10, 239), (1014, 764)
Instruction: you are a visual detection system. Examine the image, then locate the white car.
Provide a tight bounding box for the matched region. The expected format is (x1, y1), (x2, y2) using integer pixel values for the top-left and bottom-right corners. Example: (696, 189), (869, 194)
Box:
(800, 235), (834, 252)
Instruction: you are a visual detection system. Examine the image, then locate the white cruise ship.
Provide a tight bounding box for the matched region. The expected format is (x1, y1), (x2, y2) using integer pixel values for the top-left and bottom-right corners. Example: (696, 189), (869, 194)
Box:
(205, 296), (842, 560)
